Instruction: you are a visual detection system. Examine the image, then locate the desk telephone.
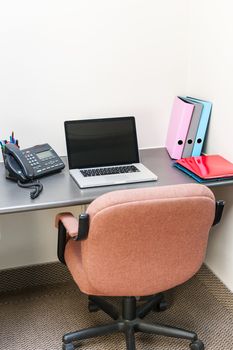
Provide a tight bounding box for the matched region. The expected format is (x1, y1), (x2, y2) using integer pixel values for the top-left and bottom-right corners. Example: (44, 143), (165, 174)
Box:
(4, 143), (65, 198)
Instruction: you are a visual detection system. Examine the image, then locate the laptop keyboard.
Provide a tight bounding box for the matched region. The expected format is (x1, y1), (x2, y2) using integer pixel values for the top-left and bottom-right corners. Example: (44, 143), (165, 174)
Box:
(80, 165), (140, 177)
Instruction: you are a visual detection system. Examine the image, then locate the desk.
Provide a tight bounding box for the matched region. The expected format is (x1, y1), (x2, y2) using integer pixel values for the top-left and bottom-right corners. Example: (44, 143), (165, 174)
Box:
(1, 147), (232, 215)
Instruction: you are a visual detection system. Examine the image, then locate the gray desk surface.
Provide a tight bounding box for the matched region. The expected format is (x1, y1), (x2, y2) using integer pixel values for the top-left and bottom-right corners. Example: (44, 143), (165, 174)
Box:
(0, 147), (232, 215)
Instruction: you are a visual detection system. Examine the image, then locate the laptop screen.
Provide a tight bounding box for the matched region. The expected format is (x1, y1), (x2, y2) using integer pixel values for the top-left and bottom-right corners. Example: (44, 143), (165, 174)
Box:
(64, 117), (140, 169)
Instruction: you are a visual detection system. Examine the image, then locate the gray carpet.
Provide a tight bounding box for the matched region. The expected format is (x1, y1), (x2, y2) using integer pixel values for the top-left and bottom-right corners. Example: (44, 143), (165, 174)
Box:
(0, 265), (233, 350)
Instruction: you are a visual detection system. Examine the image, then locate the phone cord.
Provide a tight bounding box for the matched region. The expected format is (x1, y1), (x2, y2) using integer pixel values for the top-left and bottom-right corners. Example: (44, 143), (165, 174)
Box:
(17, 180), (43, 199)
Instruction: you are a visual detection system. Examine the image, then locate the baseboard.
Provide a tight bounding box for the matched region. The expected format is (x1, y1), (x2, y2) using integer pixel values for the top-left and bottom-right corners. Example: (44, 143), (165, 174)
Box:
(0, 261), (72, 293)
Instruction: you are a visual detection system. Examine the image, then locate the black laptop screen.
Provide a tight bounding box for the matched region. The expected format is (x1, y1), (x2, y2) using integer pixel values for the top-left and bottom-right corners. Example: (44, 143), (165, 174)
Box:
(64, 117), (139, 169)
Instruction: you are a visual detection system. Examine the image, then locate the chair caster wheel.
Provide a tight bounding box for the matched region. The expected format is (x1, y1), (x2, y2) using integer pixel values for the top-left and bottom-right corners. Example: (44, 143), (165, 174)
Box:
(190, 339), (204, 350)
(154, 299), (168, 312)
(62, 343), (75, 350)
(88, 301), (100, 312)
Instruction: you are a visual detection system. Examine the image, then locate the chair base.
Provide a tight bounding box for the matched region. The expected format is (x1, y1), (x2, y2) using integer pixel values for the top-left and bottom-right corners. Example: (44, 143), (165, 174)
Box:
(62, 295), (204, 350)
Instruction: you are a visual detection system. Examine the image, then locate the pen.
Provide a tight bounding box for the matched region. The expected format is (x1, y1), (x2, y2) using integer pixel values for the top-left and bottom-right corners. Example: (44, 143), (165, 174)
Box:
(11, 131), (15, 144)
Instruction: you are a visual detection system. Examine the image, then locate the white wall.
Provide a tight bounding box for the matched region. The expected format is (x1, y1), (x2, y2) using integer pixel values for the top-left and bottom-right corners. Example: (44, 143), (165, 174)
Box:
(0, 0), (188, 268)
(0, 0), (188, 156)
(186, 0), (233, 292)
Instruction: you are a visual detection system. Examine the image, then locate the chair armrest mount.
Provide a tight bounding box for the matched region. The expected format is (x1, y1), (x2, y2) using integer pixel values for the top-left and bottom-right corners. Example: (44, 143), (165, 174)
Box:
(212, 200), (225, 226)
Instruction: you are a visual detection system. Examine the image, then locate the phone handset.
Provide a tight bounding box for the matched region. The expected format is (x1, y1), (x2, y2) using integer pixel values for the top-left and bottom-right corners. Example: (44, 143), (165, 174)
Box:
(4, 143), (34, 181)
(4, 143), (43, 199)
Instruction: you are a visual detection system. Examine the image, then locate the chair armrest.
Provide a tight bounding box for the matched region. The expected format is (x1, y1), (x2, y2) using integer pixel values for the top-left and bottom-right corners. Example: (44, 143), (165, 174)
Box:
(55, 212), (89, 264)
(213, 200), (225, 226)
(55, 213), (79, 238)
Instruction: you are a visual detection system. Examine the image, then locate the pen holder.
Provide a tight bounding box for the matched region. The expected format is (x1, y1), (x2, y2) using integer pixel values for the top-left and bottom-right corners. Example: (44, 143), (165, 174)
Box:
(1, 148), (9, 179)
(2, 149), (9, 178)
(1, 147), (18, 182)
(1, 147), (6, 166)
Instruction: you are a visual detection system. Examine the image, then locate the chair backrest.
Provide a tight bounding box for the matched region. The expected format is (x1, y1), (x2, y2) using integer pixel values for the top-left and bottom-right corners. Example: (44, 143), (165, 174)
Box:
(73, 184), (215, 296)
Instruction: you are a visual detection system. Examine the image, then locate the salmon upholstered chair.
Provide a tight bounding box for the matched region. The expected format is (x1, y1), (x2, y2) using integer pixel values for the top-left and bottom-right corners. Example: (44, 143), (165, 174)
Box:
(55, 183), (224, 350)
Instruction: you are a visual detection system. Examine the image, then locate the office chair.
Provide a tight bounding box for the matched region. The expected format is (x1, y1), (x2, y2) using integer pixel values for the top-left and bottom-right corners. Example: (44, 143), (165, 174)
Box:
(55, 184), (224, 350)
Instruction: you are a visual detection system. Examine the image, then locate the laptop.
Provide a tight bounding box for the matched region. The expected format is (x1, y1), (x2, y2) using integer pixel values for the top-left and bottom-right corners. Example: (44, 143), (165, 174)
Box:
(64, 117), (158, 188)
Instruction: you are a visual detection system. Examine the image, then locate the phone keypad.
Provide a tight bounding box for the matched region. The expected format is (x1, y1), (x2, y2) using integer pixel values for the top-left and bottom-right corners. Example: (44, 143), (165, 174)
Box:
(22, 150), (64, 175)
(23, 152), (39, 166)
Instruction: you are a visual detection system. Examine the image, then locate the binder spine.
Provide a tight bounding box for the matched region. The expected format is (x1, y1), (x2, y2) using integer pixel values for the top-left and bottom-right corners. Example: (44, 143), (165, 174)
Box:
(192, 103), (212, 157)
(182, 102), (203, 158)
(166, 97), (194, 159)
